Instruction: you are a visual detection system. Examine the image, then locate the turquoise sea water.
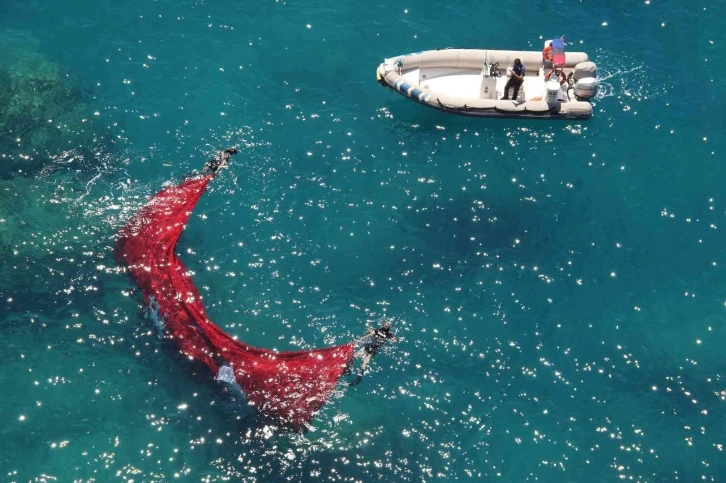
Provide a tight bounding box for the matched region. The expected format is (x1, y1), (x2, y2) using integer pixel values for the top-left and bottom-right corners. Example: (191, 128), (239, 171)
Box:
(1, 0), (725, 481)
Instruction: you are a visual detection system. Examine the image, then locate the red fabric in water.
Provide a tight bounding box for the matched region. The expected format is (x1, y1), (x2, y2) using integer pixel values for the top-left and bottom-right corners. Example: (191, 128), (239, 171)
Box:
(115, 174), (354, 427)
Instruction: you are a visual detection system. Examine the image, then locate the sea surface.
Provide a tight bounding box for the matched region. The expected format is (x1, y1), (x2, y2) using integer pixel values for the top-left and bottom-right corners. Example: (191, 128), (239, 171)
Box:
(1, 0), (725, 481)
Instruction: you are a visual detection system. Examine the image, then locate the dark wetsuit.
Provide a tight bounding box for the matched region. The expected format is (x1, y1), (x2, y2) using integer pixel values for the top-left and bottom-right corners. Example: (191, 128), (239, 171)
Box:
(348, 324), (395, 385)
(364, 326), (394, 355)
(205, 148), (238, 173)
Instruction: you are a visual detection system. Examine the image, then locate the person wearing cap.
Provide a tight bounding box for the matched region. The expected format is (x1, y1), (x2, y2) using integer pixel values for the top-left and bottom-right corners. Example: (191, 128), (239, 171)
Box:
(501, 58), (526, 101)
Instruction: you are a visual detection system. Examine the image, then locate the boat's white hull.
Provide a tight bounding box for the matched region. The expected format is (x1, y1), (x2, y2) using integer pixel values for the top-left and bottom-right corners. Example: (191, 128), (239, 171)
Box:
(377, 49), (597, 120)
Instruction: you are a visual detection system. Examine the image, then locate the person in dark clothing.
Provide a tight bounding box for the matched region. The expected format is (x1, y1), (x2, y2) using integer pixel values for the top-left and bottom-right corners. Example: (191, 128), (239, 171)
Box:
(202, 148), (238, 173)
(501, 58), (526, 101)
(347, 319), (398, 386)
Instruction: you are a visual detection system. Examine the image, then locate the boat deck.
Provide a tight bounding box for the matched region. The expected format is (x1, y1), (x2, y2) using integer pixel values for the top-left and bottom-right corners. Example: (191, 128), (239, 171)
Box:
(401, 67), (568, 102)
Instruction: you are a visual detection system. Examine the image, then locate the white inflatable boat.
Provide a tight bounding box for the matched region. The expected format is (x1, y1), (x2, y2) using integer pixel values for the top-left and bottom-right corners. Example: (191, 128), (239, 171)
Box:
(376, 41), (598, 120)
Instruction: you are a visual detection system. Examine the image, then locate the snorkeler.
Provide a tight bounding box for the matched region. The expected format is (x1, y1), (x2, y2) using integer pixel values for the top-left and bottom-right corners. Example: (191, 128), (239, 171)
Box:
(202, 147), (238, 173)
(347, 318), (398, 386)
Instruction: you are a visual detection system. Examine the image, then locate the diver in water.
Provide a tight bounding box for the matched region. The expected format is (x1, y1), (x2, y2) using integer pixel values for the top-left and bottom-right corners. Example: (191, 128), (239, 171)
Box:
(347, 319), (398, 386)
(202, 147), (238, 173)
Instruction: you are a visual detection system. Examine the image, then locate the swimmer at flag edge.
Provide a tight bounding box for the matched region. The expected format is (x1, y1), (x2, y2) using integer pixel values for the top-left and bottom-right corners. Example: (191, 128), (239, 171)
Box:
(114, 148), (356, 428)
(345, 317), (399, 386)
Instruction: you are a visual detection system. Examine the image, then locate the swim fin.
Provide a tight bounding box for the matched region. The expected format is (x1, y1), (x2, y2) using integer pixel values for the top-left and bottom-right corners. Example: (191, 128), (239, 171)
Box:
(348, 375), (363, 386)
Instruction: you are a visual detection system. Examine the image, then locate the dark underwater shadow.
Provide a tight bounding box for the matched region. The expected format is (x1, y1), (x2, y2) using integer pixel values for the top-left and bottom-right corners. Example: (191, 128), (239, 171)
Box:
(0, 29), (118, 180)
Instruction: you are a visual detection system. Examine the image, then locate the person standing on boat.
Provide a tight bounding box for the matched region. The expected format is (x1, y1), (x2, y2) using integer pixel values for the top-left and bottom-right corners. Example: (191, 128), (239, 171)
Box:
(501, 58), (525, 101)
